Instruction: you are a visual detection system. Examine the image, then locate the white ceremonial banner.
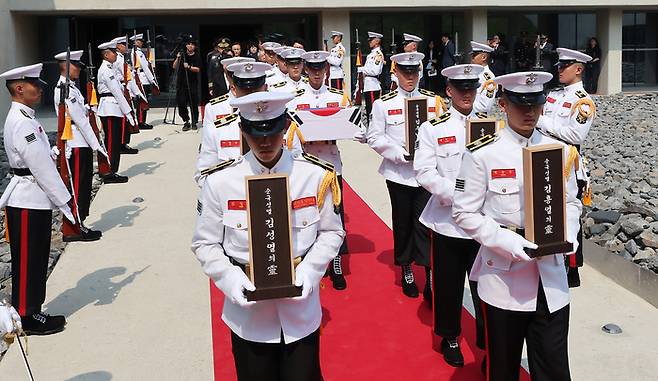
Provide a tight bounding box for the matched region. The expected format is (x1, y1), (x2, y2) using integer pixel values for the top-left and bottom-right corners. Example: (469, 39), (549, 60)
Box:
(288, 106), (362, 141)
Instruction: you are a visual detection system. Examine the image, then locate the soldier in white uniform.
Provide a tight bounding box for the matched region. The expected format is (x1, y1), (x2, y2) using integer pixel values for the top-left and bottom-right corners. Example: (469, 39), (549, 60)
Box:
(359, 31), (384, 117)
(367, 52), (439, 299)
(470, 41), (497, 114)
(266, 46), (290, 87)
(452, 71), (581, 381)
(53, 50), (106, 241)
(201, 56), (255, 132)
(130, 33), (160, 129)
(96, 40), (138, 183)
(415, 64), (487, 367)
(287, 50), (351, 289)
(191, 91), (344, 381)
(391, 33), (424, 90)
(326, 31), (346, 90)
(195, 61), (269, 186)
(0, 63), (74, 335)
(537, 48), (595, 288)
(112, 36), (141, 154)
(270, 48), (307, 94)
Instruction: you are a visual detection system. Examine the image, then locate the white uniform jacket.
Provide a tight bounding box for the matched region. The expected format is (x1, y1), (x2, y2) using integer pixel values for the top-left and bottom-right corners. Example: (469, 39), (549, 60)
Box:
(415, 107), (480, 238)
(194, 111), (241, 186)
(0, 102), (71, 210)
(473, 65), (496, 114)
(191, 149), (345, 344)
(367, 88), (439, 186)
(266, 66), (287, 87)
(53, 76), (104, 151)
(135, 49), (158, 87)
(327, 42), (345, 80)
(452, 126), (582, 313)
(114, 53), (146, 101)
(359, 46), (384, 92)
(536, 81), (593, 146)
(97, 60), (134, 120)
(202, 93), (234, 130)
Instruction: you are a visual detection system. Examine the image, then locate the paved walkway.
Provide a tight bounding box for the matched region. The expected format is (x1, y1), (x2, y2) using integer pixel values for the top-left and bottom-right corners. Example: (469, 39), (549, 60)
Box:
(2, 109), (657, 380)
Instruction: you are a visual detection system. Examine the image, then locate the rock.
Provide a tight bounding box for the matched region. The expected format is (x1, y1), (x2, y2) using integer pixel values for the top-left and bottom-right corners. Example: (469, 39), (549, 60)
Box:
(605, 238), (624, 252)
(625, 240), (639, 256)
(617, 249), (633, 260)
(589, 224), (608, 236)
(0, 263), (9, 280)
(617, 232), (629, 242)
(636, 256), (658, 273)
(620, 218), (646, 238)
(621, 203), (658, 219)
(639, 230), (658, 248)
(588, 210), (621, 224)
(633, 248), (656, 261)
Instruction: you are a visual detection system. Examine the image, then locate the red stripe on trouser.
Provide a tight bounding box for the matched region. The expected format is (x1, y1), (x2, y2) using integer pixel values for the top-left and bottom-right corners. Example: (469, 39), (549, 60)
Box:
(74, 148), (80, 200)
(121, 117), (126, 141)
(481, 301), (490, 381)
(107, 119), (113, 160)
(429, 231), (435, 333)
(139, 105), (143, 123)
(568, 254), (576, 268)
(19, 209), (28, 316)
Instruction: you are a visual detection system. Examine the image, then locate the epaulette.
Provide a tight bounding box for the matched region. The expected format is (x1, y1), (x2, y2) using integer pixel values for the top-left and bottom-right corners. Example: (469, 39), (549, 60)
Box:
(214, 112), (239, 128)
(302, 77), (309, 83)
(200, 159), (236, 177)
(466, 134), (496, 152)
(301, 152), (335, 172)
(419, 88), (435, 97)
(575, 90), (587, 99)
(483, 72), (493, 80)
(209, 94), (229, 105)
(429, 113), (450, 126)
(295, 88), (306, 97)
(475, 112), (488, 119)
(272, 81), (287, 89)
(328, 87), (344, 95)
(381, 91), (398, 102)
(266, 72), (274, 78)
(20, 109), (32, 119)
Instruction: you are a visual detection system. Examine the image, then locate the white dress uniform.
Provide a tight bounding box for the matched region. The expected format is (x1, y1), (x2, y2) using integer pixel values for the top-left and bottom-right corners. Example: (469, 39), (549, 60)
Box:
(360, 46), (384, 93)
(202, 93), (233, 130)
(367, 87), (438, 187)
(266, 65), (287, 87)
(53, 75), (105, 153)
(471, 41), (497, 114)
(537, 80), (593, 146)
(135, 48), (158, 87)
(327, 42), (345, 81)
(97, 60), (135, 121)
(392, 34), (424, 87)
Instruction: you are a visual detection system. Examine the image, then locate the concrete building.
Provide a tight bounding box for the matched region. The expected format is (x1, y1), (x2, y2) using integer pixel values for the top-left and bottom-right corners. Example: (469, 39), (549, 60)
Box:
(1, 2), (657, 113)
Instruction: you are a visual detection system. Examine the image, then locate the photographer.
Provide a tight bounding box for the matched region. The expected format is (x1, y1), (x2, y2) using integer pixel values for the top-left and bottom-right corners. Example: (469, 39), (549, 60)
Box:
(173, 38), (202, 131)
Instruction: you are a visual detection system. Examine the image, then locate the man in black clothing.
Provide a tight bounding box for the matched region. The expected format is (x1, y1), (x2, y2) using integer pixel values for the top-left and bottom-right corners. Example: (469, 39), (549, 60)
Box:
(488, 35), (507, 77)
(173, 39), (202, 131)
(207, 38), (231, 98)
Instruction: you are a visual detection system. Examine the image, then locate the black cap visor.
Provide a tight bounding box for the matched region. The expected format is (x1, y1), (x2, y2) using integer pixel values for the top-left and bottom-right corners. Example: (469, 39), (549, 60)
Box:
(504, 89), (546, 105)
(285, 58), (302, 65)
(240, 113), (288, 137)
(232, 74), (266, 89)
(305, 61), (327, 70)
(396, 63), (420, 73)
(448, 78), (480, 90)
(7, 77), (48, 87)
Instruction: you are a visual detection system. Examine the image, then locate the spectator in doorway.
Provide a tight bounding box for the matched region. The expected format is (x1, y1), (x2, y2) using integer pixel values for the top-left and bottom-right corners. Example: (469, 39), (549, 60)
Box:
(585, 37), (602, 93)
(514, 31), (533, 71)
(246, 42), (259, 61)
(173, 38), (202, 131)
(439, 33), (456, 95)
(488, 34), (507, 76)
(231, 41), (242, 57)
(293, 38), (305, 50)
(424, 40), (440, 93)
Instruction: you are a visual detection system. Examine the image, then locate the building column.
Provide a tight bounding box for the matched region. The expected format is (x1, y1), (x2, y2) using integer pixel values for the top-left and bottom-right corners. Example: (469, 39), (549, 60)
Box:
(464, 8), (488, 53)
(320, 10), (351, 91)
(597, 8), (622, 95)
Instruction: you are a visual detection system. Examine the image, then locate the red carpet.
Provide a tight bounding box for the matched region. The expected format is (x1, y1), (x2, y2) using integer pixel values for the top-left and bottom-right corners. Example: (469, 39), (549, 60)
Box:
(210, 182), (531, 380)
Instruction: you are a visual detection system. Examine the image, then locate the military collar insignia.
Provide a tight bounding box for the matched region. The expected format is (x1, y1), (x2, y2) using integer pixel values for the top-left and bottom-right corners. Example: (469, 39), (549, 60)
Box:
(20, 109), (32, 119)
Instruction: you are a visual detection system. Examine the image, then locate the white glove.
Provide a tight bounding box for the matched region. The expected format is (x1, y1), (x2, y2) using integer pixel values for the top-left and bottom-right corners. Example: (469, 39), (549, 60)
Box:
(0, 305), (21, 335)
(65, 145), (72, 160)
(219, 266), (256, 307)
(58, 203), (75, 224)
(353, 127), (367, 144)
(492, 228), (537, 262)
(393, 150), (409, 164)
(98, 147), (110, 161)
(50, 146), (60, 160)
(126, 114), (138, 127)
(293, 266), (313, 300)
(357, 67), (364, 73)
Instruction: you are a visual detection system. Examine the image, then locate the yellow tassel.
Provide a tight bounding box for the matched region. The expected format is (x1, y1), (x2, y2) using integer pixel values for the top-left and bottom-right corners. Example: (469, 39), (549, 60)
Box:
(564, 145), (579, 179)
(317, 170), (342, 213)
(286, 122), (306, 150)
(435, 96), (448, 113)
(4, 209), (9, 243)
(90, 83), (98, 107)
(341, 91), (351, 107)
(62, 110), (74, 141)
(134, 55), (141, 69)
(390, 61), (396, 74)
(583, 184), (592, 206)
(571, 98), (596, 119)
(481, 79), (497, 94)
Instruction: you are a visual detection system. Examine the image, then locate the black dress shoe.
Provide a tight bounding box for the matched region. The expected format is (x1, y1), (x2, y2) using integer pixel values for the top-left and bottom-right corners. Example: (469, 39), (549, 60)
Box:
(567, 267), (581, 288)
(63, 225), (102, 242)
(440, 337), (465, 367)
(481, 356), (487, 375)
(401, 265), (419, 298)
(182, 122), (191, 131)
(120, 145), (138, 154)
(139, 123), (153, 130)
(329, 255), (347, 290)
(102, 173), (129, 184)
(22, 312), (66, 336)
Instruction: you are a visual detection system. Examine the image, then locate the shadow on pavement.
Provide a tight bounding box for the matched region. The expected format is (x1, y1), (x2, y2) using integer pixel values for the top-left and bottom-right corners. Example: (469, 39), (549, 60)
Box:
(120, 161), (165, 178)
(134, 138), (166, 151)
(45, 266), (149, 318)
(88, 205), (145, 232)
(64, 371), (113, 381)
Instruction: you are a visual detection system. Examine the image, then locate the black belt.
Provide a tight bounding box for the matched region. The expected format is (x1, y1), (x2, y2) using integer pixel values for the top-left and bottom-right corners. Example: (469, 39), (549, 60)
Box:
(10, 168), (32, 176)
(98, 93), (113, 98)
(500, 225), (525, 236)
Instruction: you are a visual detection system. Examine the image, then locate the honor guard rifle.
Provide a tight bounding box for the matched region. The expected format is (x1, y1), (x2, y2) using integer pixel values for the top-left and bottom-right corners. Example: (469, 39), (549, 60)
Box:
(86, 43), (112, 176)
(353, 29), (364, 106)
(323, 38), (330, 86)
(122, 33), (139, 133)
(533, 34), (543, 69)
(390, 28), (398, 91)
(132, 29), (149, 130)
(146, 29), (161, 95)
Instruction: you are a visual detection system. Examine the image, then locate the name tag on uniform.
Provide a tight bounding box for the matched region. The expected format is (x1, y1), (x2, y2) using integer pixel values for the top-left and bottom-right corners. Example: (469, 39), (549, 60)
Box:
(292, 196), (317, 210)
(547, 97), (556, 103)
(491, 168), (516, 179)
(438, 136), (456, 145)
(296, 104), (310, 110)
(215, 114), (228, 120)
(228, 200), (247, 210)
(428, 107), (436, 112)
(220, 140), (240, 148)
(562, 102), (572, 109)
(326, 102), (339, 108)
(388, 109), (402, 116)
